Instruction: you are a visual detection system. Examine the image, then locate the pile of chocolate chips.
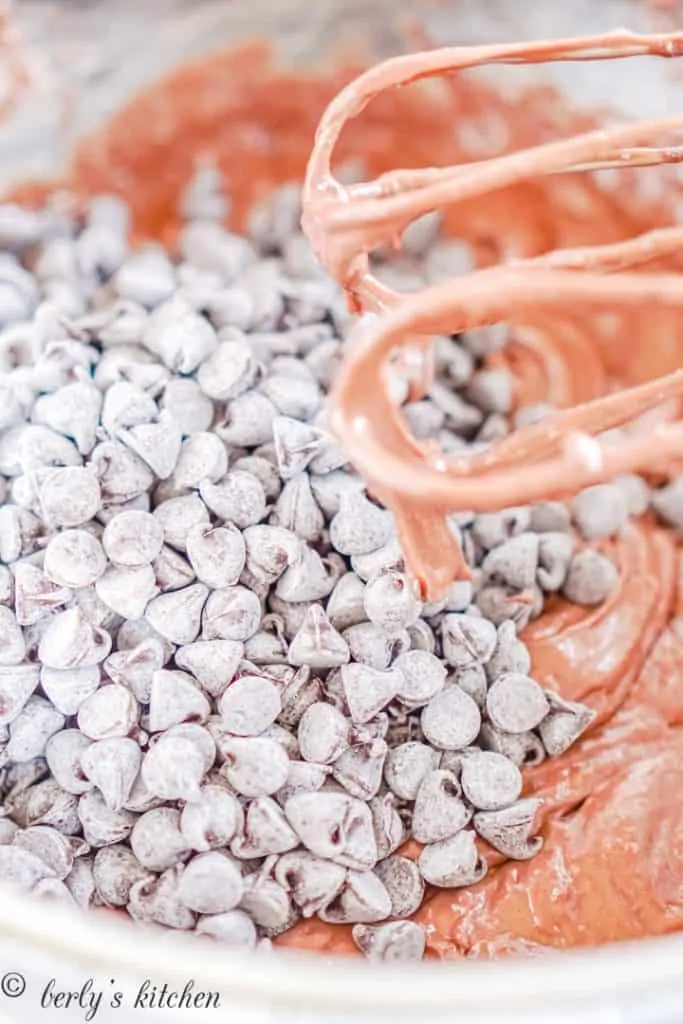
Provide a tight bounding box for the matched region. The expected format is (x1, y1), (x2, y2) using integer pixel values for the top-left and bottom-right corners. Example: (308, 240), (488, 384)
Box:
(0, 165), (673, 961)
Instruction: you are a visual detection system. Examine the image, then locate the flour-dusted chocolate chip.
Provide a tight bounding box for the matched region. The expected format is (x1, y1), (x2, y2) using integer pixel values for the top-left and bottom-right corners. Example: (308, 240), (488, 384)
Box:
(362, 571), (422, 635)
(7, 697), (65, 762)
(571, 483), (629, 540)
(243, 524), (301, 589)
(200, 471), (267, 531)
(460, 750), (523, 811)
(342, 621), (408, 671)
(326, 572), (367, 633)
(31, 875), (77, 904)
(80, 737), (142, 812)
(64, 857), (98, 910)
(0, 845), (57, 891)
(12, 565), (68, 628)
(652, 476), (683, 530)
(202, 585), (261, 642)
(440, 578), (474, 613)
(148, 669), (210, 732)
(486, 673), (550, 734)
(177, 852), (244, 915)
(350, 532), (403, 581)
(195, 910), (257, 948)
(43, 530), (107, 589)
(275, 545), (339, 603)
(77, 790), (136, 848)
(529, 501), (571, 533)
(367, 793), (403, 861)
(186, 522), (246, 589)
(485, 620), (532, 682)
(533, 530), (572, 592)
(38, 467), (101, 529)
(244, 624), (288, 665)
(114, 245), (176, 306)
(406, 618), (437, 655)
(233, 456), (282, 503)
(441, 613), (497, 668)
(219, 675), (281, 737)
(471, 507), (531, 551)
(0, 663), (41, 727)
(285, 791), (377, 869)
(145, 583), (209, 644)
(44, 729), (93, 796)
(262, 722), (300, 760)
(146, 298), (219, 374)
(352, 920), (426, 962)
(310, 470), (365, 521)
(150, 544), (196, 592)
(96, 564), (159, 620)
(562, 550), (618, 606)
(418, 829), (487, 888)
(216, 390), (278, 448)
(39, 608), (112, 670)
(275, 759), (329, 805)
(288, 605), (350, 669)
(91, 440), (155, 506)
(77, 685), (139, 741)
(273, 473), (325, 542)
(239, 874), (296, 936)
(103, 639), (165, 705)
(274, 850), (345, 918)
(180, 784), (241, 852)
(8, 778), (80, 834)
(318, 869), (391, 925)
(373, 855), (424, 919)
(451, 662), (488, 709)
(93, 845), (153, 907)
(230, 796), (298, 859)
(538, 690), (596, 756)
(412, 769), (472, 843)
(332, 739), (388, 801)
(161, 377), (213, 436)
(421, 686), (481, 751)
(13, 825), (75, 880)
(383, 741), (440, 802)
(221, 736), (290, 797)
(478, 722), (546, 768)
(101, 380), (157, 437)
(393, 649), (447, 708)
(482, 532), (539, 591)
(613, 473), (650, 518)
(297, 702), (350, 764)
(174, 639), (243, 699)
(130, 807), (190, 872)
(0, 606), (25, 666)
(142, 723), (215, 803)
(473, 798), (543, 860)
(340, 663), (401, 724)
(329, 492), (392, 557)
(276, 667), (321, 733)
(272, 415), (325, 479)
(127, 866), (196, 930)
(153, 494), (210, 552)
(102, 509), (164, 567)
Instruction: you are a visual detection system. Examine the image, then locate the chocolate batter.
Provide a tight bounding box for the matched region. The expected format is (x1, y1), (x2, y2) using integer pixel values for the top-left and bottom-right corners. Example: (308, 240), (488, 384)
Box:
(6, 30), (683, 961)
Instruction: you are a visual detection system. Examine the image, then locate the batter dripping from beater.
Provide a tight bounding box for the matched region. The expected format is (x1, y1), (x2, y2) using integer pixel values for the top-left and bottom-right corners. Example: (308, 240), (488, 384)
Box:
(285, 29), (683, 957)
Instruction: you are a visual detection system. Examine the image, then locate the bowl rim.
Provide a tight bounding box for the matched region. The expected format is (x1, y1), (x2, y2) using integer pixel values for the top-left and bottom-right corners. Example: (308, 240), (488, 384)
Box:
(1, 885), (682, 1017)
